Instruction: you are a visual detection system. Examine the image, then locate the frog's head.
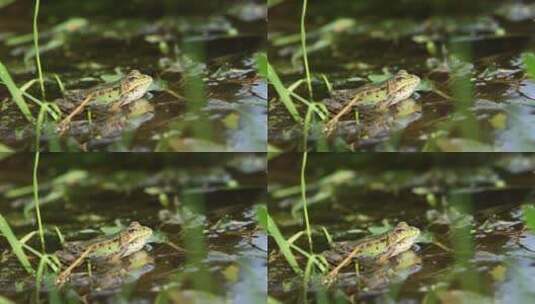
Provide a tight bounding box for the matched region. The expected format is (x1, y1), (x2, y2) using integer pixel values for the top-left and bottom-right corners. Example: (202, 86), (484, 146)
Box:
(386, 70), (421, 106)
(119, 221), (153, 257)
(387, 222), (420, 253)
(120, 70), (153, 104)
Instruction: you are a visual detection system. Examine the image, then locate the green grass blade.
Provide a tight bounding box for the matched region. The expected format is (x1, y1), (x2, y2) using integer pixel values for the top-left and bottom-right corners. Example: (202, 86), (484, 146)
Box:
(0, 214), (34, 274)
(35, 104), (48, 150)
(0, 295), (16, 304)
(267, 61), (302, 123)
(35, 255), (47, 302)
(256, 205), (302, 275)
(33, 152), (46, 251)
(33, 0), (45, 97)
(288, 244), (327, 272)
(320, 226), (333, 246)
(300, 152), (313, 250)
(0, 143), (14, 153)
(300, 0), (313, 98)
(21, 244), (59, 272)
(0, 61), (35, 123)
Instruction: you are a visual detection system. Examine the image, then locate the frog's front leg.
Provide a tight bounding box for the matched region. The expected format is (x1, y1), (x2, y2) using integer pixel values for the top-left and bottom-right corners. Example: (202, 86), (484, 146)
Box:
(378, 95), (400, 111)
(102, 254), (123, 265)
(110, 96), (130, 112)
(374, 246), (398, 264)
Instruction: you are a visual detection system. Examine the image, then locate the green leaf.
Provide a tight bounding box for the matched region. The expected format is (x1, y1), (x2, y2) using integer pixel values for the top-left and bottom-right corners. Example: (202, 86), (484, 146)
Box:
(267, 60), (302, 123)
(256, 205), (302, 275)
(0, 214), (34, 274)
(0, 61), (35, 123)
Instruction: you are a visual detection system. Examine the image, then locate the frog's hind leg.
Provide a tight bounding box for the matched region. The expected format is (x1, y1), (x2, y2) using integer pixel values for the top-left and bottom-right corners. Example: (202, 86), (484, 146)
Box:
(323, 245), (363, 285)
(57, 93), (96, 135)
(56, 246), (94, 287)
(324, 93), (364, 135)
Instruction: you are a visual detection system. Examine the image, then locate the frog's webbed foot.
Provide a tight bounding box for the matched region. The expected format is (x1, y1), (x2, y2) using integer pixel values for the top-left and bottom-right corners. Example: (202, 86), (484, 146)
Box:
(374, 246), (398, 265)
(321, 274), (337, 287)
(56, 123), (71, 136)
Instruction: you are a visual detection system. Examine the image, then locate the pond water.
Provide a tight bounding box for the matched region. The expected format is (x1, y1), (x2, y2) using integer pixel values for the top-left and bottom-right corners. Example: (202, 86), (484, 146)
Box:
(269, 0), (535, 152)
(268, 153), (535, 303)
(0, 153), (266, 303)
(0, 0), (266, 152)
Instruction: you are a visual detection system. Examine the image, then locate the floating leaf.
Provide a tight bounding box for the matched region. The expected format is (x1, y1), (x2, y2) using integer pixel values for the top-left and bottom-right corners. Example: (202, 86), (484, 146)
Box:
(489, 113), (507, 130)
(222, 264), (240, 283)
(489, 265), (506, 282)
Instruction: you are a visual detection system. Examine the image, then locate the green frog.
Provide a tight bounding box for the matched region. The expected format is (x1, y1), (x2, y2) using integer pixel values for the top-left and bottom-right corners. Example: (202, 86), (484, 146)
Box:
(323, 222), (420, 283)
(323, 70), (420, 134)
(55, 221), (153, 286)
(58, 70), (153, 111)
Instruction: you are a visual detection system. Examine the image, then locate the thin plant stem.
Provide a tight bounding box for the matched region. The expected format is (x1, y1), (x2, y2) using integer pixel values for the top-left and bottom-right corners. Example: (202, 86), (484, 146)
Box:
(33, 0), (45, 98)
(35, 103), (47, 150)
(33, 152), (45, 251)
(301, 152), (313, 251)
(302, 104), (314, 151)
(300, 0), (313, 98)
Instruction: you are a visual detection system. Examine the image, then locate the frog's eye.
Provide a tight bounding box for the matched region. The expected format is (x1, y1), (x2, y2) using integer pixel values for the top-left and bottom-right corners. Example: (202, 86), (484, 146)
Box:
(395, 222), (409, 230)
(127, 222), (140, 229)
(126, 70), (141, 80)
